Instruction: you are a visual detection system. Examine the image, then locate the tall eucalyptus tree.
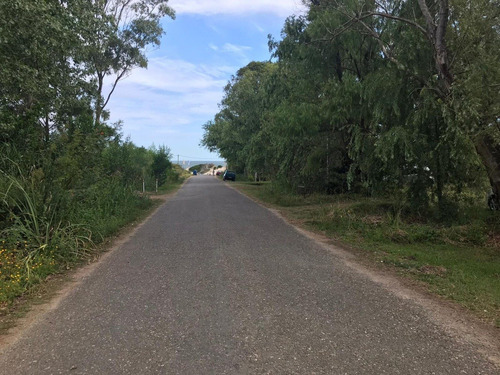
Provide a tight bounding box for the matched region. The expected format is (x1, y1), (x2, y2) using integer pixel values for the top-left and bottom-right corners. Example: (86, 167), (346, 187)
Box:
(77, 0), (175, 126)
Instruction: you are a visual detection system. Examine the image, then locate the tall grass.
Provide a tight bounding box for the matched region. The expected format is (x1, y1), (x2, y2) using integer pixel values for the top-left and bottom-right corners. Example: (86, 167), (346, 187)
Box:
(0, 169), (152, 304)
(0, 169), (94, 302)
(69, 177), (152, 239)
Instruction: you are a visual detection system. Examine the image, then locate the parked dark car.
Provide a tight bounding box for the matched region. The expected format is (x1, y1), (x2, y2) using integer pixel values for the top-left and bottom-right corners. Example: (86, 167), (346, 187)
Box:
(223, 170), (236, 181)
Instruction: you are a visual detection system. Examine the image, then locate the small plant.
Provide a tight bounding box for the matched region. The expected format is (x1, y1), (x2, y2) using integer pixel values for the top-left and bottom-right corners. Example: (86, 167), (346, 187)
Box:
(0, 241), (25, 302)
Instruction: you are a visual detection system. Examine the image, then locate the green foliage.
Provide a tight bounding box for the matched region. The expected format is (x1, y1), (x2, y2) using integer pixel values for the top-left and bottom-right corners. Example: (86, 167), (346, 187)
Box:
(165, 164), (189, 184)
(151, 145), (172, 186)
(201, 0), (497, 217)
(67, 177), (152, 239)
(0, 169), (91, 302)
(0, 0), (175, 304)
(0, 131), (172, 303)
(75, 0), (175, 124)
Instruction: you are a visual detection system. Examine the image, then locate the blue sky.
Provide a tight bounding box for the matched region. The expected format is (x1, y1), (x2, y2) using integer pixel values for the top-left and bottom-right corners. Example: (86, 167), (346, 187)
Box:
(106, 0), (306, 162)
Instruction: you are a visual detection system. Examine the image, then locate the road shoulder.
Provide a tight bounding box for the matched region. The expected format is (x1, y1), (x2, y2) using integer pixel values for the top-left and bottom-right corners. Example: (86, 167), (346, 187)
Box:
(226, 181), (500, 368)
(0, 188), (182, 353)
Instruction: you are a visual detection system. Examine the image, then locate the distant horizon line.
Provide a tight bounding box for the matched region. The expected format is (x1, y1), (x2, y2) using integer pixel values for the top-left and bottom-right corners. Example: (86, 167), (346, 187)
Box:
(172, 160), (227, 166)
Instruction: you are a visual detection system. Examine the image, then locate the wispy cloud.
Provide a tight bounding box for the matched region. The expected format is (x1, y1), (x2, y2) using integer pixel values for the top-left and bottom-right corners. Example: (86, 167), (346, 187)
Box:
(169, 0), (306, 17)
(207, 43), (253, 60)
(106, 57), (235, 147)
(253, 23), (266, 33)
(118, 57), (230, 93)
(221, 43), (251, 54)
(102, 3), (305, 157)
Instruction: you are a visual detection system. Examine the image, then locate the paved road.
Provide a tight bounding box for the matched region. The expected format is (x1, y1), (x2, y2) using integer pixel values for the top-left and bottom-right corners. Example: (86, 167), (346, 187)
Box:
(0, 176), (498, 374)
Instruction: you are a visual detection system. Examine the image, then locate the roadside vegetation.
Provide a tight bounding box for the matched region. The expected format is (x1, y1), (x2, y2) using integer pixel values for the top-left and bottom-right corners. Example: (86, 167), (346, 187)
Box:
(233, 181), (500, 327)
(205, 1), (500, 326)
(0, 0), (176, 306)
(0, 145), (188, 305)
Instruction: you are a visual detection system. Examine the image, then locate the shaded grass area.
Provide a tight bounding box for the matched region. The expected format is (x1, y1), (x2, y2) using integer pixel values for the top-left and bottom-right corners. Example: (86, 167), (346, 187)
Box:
(234, 181), (500, 327)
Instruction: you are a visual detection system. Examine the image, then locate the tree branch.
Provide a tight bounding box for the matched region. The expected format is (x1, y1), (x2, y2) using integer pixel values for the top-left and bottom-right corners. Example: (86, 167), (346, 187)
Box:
(355, 18), (401, 67)
(366, 12), (429, 39)
(117, 0), (134, 26)
(417, 0), (436, 39)
(101, 65), (130, 111)
(435, 0), (449, 59)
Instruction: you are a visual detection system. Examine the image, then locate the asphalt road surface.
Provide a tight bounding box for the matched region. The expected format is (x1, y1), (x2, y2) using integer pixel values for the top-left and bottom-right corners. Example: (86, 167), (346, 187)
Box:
(0, 176), (498, 374)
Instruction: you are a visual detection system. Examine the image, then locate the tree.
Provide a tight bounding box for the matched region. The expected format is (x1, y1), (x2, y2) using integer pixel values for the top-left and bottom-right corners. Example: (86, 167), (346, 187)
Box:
(151, 145), (172, 186)
(202, 0), (496, 210)
(78, 0), (175, 125)
(304, 0), (500, 203)
(202, 62), (277, 175)
(0, 0), (88, 155)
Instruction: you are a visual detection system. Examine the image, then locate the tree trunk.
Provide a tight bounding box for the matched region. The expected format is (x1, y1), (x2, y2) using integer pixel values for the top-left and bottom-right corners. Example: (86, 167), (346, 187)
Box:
(474, 133), (500, 204)
(94, 73), (104, 126)
(43, 113), (50, 144)
(418, 0), (500, 206)
(433, 123), (444, 208)
(417, 0), (453, 92)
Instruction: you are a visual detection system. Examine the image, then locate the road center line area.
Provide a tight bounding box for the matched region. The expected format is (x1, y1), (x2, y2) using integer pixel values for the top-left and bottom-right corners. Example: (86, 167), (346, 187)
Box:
(0, 176), (498, 374)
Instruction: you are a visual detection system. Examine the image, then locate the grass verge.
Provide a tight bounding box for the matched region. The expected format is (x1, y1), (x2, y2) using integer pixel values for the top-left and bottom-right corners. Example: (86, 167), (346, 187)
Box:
(232, 181), (500, 328)
(0, 177), (188, 335)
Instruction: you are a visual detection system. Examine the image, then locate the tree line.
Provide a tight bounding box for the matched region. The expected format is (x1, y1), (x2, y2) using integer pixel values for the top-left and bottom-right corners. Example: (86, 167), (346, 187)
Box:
(0, 0), (176, 300)
(202, 0), (500, 213)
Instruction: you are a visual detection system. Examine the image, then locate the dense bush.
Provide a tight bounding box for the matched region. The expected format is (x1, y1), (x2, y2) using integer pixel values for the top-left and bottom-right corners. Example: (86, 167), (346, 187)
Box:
(202, 1), (499, 216)
(0, 0), (176, 303)
(0, 137), (176, 303)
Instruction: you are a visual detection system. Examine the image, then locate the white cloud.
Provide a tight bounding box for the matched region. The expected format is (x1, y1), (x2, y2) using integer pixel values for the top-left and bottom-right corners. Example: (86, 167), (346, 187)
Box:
(169, 0), (306, 17)
(253, 23), (266, 33)
(221, 43), (251, 54)
(208, 43), (252, 60)
(105, 57), (233, 148)
(115, 57), (230, 94)
(101, 2), (307, 156)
